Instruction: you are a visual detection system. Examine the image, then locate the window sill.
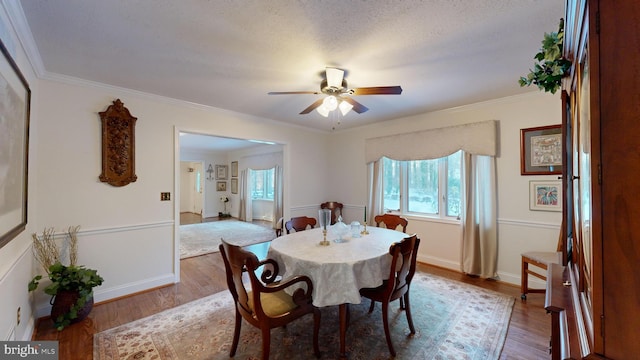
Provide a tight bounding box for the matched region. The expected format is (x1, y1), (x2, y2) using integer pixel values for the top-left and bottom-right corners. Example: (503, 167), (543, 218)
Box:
(401, 214), (461, 226)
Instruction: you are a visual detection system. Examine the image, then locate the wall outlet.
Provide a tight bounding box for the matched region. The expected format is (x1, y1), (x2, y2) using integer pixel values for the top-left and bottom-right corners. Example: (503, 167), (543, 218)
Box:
(16, 307), (20, 325)
(160, 192), (171, 201)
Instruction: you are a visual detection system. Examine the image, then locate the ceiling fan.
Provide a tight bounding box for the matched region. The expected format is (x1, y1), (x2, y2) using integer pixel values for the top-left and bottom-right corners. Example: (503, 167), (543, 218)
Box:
(268, 67), (402, 117)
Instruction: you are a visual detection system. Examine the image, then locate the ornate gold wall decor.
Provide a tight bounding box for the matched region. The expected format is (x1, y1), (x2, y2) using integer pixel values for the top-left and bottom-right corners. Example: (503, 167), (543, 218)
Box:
(99, 99), (137, 187)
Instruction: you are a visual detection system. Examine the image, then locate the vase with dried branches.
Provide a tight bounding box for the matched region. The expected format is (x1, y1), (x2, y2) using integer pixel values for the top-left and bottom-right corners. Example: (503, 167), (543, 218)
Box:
(28, 226), (104, 330)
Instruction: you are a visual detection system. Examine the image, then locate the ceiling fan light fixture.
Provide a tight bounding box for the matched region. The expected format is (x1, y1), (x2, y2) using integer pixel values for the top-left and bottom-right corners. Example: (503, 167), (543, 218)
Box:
(316, 105), (330, 117)
(322, 95), (338, 111)
(326, 67), (345, 89)
(339, 100), (353, 116)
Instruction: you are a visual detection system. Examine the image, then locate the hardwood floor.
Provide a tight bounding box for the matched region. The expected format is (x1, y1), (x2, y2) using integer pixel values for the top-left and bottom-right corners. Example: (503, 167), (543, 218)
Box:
(34, 216), (551, 359)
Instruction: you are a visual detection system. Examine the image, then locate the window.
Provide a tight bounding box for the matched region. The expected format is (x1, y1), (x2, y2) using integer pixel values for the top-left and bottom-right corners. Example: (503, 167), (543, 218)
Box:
(382, 151), (461, 219)
(250, 168), (275, 200)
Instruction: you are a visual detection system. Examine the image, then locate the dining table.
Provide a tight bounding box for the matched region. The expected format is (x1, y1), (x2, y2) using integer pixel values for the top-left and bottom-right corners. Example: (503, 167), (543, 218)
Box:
(267, 225), (408, 359)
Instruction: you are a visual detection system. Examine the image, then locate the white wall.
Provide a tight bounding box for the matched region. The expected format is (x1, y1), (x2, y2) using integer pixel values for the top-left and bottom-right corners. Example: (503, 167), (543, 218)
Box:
(0, 2), (40, 341)
(180, 148), (229, 218)
(0, 60), (327, 336)
(328, 91), (563, 284)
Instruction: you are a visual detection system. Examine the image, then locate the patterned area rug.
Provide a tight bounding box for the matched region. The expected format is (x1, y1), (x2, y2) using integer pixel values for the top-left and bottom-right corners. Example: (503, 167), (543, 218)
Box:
(94, 273), (515, 359)
(180, 220), (276, 259)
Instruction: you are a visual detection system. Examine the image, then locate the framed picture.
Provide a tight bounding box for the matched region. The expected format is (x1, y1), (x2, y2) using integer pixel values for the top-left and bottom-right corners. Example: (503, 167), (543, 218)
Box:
(0, 38), (31, 249)
(529, 180), (562, 212)
(216, 181), (227, 192)
(215, 164), (228, 180)
(231, 178), (238, 194)
(520, 125), (562, 175)
(231, 161), (238, 177)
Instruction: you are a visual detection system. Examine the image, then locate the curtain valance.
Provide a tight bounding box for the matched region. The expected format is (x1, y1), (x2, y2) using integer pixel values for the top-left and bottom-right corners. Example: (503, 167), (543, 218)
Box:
(364, 120), (497, 163)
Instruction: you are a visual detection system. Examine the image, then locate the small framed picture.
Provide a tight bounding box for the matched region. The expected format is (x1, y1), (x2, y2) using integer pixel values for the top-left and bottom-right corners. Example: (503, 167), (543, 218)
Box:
(216, 181), (227, 192)
(231, 178), (238, 194)
(231, 161), (238, 177)
(215, 165), (228, 180)
(529, 180), (562, 212)
(520, 125), (562, 175)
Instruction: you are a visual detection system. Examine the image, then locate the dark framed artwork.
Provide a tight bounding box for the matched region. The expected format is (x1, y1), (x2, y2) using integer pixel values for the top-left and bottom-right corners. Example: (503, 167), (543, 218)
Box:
(231, 161), (238, 177)
(216, 165), (227, 180)
(216, 181), (227, 191)
(0, 38), (31, 249)
(520, 125), (562, 175)
(231, 178), (238, 194)
(529, 180), (562, 212)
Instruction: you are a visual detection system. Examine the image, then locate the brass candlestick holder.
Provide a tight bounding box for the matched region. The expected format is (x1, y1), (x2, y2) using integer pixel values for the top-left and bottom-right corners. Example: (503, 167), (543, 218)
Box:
(320, 228), (330, 246)
(318, 209), (332, 246)
(360, 221), (369, 235)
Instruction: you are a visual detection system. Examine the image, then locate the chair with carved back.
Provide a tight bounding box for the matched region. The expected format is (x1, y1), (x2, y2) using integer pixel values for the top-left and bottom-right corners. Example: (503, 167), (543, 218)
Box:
(374, 213), (409, 233)
(320, 201), (344, 225)
(359, 234), (421, 357)
(285, 216), (317, 234)
(219, 239), (321, 360)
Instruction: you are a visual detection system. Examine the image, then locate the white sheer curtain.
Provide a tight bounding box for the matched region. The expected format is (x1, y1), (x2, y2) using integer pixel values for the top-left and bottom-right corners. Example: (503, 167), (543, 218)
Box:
(272, 165), (284, 230)
(460, 153), (498, 278)
(366, 160), (383, 225)
(238, 169), (252, 222)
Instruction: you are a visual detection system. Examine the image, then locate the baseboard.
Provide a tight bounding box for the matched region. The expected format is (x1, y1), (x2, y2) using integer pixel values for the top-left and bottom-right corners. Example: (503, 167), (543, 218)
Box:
(34, 273), (176, 318)
(498, 270), (546, 289)
(417, 254), (459, 272)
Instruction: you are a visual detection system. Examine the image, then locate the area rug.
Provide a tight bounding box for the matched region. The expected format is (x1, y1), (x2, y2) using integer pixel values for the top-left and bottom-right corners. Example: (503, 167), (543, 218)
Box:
(94, 273), (515, 359)
(180, 220), (276, 259)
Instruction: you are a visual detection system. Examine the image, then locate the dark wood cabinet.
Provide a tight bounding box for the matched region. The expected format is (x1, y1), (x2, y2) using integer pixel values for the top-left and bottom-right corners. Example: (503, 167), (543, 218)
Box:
(547, 0), (640, 358)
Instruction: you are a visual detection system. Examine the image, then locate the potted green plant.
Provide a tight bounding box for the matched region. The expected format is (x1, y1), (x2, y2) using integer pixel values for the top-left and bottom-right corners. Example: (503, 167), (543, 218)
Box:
(28, 226), (104, 330)
(519, 19), (571, 94)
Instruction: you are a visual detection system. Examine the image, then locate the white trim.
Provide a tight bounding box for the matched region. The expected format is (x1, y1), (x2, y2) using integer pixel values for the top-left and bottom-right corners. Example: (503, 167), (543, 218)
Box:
(498, 269), (546, 290)
(417, 254), (458, 271)
(498, 218), (561, 229)
(0, 240), (30, 284)
(289, 204), (319, 213)
(30, 221), (174, 239)
(2, 0), (46, 77)
(35, 273), (175, 319)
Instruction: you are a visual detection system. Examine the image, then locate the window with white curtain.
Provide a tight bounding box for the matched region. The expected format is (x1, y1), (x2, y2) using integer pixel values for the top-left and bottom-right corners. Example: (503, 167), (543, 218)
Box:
(381, 150), (462, 219)
(250, 168), (275, 200)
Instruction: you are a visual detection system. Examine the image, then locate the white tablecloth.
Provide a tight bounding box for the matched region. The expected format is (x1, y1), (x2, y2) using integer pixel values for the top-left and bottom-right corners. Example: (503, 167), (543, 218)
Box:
(267, 226), (407, 307)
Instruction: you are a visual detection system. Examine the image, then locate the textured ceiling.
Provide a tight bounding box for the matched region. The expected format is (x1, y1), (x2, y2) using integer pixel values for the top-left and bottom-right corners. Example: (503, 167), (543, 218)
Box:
(18, 0), (564, 133)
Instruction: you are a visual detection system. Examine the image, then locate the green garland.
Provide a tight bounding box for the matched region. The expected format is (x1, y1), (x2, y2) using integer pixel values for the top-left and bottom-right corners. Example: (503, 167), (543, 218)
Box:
(519, 19), (571, 94)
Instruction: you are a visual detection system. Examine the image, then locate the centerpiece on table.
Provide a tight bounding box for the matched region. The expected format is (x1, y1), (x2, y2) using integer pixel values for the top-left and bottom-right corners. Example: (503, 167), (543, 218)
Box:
(28, 226), (104, 330)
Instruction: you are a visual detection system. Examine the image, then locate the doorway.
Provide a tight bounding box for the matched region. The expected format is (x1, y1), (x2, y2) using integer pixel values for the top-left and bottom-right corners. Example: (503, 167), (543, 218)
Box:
(179, 161), (204, 222)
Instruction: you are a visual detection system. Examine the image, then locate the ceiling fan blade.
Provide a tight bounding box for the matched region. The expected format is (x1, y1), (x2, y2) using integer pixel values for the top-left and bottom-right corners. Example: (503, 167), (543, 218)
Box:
(326, 67), (345, 88)
(350, 86), (403, 95)
(341, 97), (369, 114)
(268, 91), (320, 95)
(299, 98), (325, 114)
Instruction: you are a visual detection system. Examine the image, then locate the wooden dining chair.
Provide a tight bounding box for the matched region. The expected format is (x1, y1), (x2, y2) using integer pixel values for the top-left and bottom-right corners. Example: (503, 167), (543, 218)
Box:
(285, 216), (317, 234)
(359, 234), (420, 357)
(219, 239), (321, 360)
(320, 201), (344, 225)
(374, 213), (409, 233)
